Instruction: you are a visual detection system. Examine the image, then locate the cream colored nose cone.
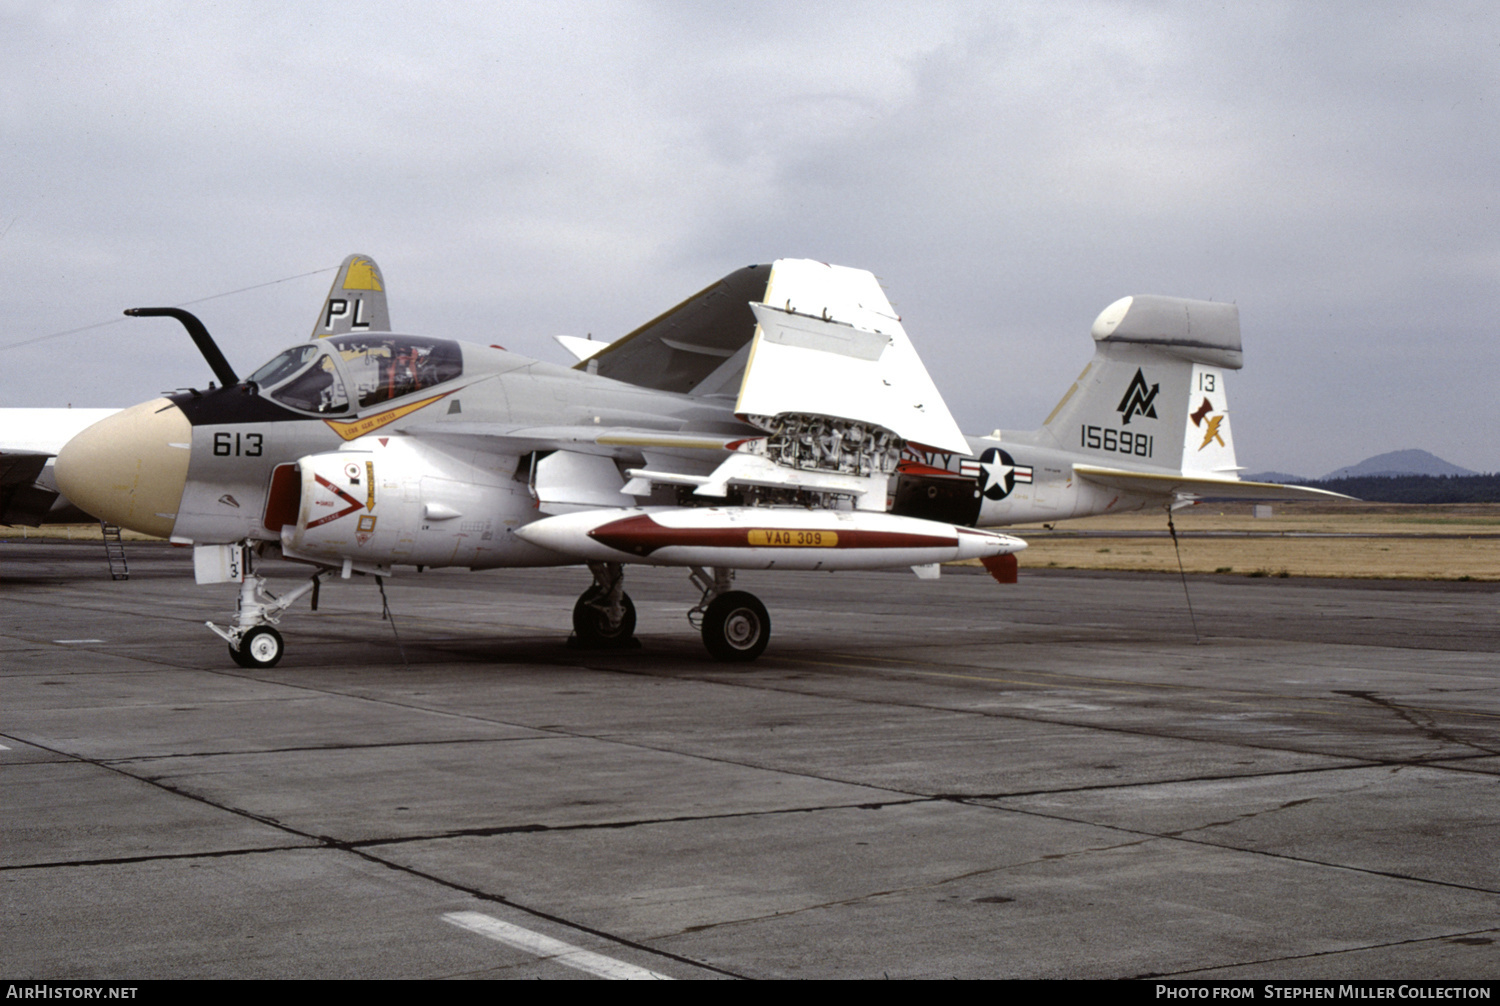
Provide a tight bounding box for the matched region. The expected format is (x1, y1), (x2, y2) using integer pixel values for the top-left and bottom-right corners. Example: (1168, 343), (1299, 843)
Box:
(54, 398), (191, 538)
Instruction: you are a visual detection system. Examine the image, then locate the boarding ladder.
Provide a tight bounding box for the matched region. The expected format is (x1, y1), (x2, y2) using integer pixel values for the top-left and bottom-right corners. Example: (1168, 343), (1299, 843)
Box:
(100, 521), (129, 581)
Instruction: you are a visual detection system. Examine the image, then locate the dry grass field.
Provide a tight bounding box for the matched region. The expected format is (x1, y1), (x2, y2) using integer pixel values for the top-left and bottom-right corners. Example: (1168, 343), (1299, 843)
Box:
(1009, 501), (1500, 580)
(2, 524), (160, 542)
(8, 502), (1500, 581)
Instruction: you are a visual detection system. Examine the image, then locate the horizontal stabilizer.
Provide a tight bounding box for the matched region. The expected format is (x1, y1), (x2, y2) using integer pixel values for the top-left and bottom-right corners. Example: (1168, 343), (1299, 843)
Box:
(1074, 464), (1356, 501)
(1091, 295), (1242, 369)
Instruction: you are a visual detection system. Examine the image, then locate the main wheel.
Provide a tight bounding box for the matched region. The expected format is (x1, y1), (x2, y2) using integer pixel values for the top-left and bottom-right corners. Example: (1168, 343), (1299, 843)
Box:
(229, 626), (284, 668)
(701, 591), (770, 662)
(572, 586), (637, 643)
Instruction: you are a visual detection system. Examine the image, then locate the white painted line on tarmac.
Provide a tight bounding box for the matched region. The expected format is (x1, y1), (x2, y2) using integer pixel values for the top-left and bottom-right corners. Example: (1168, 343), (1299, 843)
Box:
(442, 911), (673, 980)
(0, 743), (10, 750)
(53, 639), (105, 644)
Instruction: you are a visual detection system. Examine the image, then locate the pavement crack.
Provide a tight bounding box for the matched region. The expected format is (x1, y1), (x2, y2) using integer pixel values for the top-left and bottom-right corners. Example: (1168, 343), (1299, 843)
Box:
(1129, 925), (1500, 979)
(8, 730), (747, 979)
(344, 845), (747, 979)
(0, 843), (318, 872)
(343, 798), (929, 849)
(103, 735), (544, 764)
(1335, 689), (1500, 756)
(1161, 797), (1317, 838)
(666, 837), (1154, 938)
(994, 801), (1500, 897)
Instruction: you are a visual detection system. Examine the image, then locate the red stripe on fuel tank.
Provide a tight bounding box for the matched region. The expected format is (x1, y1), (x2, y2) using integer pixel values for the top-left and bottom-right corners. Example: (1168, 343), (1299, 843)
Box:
(588, 514), (956, 558)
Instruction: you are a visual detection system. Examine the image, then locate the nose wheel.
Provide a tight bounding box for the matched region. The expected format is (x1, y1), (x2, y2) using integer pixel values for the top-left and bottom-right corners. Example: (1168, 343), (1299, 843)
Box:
(206, 547), (325, 668)
(229, 625), (284, 668)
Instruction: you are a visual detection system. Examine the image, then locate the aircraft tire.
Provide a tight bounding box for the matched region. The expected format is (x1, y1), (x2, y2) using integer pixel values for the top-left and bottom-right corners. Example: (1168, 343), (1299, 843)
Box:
(701, 591), (770, 662)
(572, 587), (637, 643)
(230, 626), (284, 669)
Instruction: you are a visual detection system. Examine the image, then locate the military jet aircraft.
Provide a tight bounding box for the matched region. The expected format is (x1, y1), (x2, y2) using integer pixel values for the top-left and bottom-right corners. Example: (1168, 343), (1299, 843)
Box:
(54, 255), (1339, 667)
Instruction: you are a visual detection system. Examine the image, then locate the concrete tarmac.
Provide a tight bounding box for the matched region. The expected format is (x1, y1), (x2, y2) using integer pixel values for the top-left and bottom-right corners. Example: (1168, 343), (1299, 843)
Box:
(3, 540), (1497, 979)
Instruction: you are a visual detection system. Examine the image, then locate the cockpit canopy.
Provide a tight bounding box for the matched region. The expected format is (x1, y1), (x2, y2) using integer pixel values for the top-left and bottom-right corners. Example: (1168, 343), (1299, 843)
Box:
(247, 335), (464, 415)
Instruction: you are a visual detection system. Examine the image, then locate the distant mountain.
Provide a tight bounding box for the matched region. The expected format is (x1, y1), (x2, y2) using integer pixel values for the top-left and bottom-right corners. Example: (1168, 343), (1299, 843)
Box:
(1241, 470), (1307, 484)
(1297, 473), (1500, 504)
(1322, 449), (1476, 480)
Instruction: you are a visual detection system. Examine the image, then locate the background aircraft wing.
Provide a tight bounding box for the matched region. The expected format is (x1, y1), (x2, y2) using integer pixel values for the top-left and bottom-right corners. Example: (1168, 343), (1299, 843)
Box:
(0, 450), (58, 524)
(0, 407), (122, 524)
(1073, 464), (1356, 501)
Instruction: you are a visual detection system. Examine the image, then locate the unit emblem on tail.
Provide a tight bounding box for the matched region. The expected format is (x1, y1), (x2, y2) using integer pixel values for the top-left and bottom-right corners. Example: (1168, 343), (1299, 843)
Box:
(1116, 368), (1160, 425)
(1198, 414), (1225, 450)
(1189, 397), (1226, 450)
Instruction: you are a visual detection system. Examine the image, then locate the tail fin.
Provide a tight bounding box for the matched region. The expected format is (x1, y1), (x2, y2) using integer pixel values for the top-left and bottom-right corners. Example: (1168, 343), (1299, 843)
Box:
(1038, 295), (1241, 477)
(311, 254), (390, 338)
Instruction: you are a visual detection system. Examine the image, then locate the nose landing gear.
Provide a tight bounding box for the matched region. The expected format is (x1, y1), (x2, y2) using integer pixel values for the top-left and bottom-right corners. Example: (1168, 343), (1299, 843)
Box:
(205, 544), (326, 668)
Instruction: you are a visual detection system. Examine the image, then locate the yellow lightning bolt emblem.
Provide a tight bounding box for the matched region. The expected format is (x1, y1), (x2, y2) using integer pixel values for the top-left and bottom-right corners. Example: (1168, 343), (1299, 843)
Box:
(1199, 414), (1225, 450)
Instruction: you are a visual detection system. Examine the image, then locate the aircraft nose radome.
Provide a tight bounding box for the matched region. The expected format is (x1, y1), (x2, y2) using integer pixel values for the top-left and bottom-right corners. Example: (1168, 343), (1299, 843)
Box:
(54, 398), (191, 539)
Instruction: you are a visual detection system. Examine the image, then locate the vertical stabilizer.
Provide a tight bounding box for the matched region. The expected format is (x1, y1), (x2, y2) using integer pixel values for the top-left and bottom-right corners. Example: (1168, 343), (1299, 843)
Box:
(1038, 295), (1242, 476)
(312, 254), (390, 338)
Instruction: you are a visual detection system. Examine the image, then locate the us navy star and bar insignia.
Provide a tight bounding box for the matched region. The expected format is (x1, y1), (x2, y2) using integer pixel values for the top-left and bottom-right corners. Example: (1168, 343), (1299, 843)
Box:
(977, 447), (1033, 501)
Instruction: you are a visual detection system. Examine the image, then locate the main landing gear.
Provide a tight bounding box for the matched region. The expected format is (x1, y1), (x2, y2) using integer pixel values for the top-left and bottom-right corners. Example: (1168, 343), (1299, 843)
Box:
(689, 567), (771, 662)
(570, 561), (638, 647)
(568, 564), (772, 661)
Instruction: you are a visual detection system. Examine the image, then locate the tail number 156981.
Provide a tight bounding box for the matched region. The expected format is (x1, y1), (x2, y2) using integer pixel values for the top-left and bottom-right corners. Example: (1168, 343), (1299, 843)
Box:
(1081, 425), (1153, 458)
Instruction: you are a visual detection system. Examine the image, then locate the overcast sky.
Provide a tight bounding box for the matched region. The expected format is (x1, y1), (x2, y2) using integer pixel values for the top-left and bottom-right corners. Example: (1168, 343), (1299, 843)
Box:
(3, 2), (1495, 477)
